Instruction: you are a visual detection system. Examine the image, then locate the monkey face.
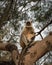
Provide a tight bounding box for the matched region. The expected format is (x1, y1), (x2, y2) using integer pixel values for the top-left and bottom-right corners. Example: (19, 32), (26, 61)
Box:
(26, 21), (31, 25)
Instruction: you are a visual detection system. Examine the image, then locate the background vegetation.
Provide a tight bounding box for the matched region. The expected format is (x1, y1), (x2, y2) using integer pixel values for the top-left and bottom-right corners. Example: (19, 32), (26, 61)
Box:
(0, 0), (52, 65)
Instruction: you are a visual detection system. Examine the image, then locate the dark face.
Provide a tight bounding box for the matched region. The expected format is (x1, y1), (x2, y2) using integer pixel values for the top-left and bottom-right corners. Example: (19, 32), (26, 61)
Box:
(26, 21), (31, 26)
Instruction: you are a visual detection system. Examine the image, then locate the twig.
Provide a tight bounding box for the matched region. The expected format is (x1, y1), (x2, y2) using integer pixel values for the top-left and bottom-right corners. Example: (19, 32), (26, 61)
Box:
(0, 0), (6, 7)
(37, 19), (52, 36)
(40, 33), (43, 39)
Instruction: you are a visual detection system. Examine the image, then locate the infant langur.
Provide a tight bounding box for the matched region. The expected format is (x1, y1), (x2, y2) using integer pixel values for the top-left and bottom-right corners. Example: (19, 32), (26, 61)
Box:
(20, 21), (36, 50)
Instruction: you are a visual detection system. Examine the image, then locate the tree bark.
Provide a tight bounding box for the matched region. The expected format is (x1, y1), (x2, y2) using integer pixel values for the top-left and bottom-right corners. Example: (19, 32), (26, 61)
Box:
(23, 35), (52, 65)
(0, 43), (7, 50)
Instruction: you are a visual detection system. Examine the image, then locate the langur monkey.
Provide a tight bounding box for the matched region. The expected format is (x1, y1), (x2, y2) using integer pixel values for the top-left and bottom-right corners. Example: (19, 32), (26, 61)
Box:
(20, 21), (36, 50)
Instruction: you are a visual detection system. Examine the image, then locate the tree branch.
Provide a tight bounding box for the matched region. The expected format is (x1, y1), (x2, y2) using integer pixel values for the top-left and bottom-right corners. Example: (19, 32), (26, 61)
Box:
(37, 19), (52, 35)
(24, 34), (52, 65)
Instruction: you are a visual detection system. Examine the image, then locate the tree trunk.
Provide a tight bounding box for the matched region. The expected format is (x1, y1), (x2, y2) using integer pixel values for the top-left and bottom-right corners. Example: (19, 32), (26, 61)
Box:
(23, 35), (52, 65)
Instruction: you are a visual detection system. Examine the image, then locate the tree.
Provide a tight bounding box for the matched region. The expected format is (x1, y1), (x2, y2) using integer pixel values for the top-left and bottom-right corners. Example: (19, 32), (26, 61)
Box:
(0, 20), (52, 65)
(0, 0), (52, 65)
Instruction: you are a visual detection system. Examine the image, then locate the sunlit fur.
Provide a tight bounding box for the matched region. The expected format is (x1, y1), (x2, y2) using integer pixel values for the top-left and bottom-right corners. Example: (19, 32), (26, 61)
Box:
(20, 21), (36, 50)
